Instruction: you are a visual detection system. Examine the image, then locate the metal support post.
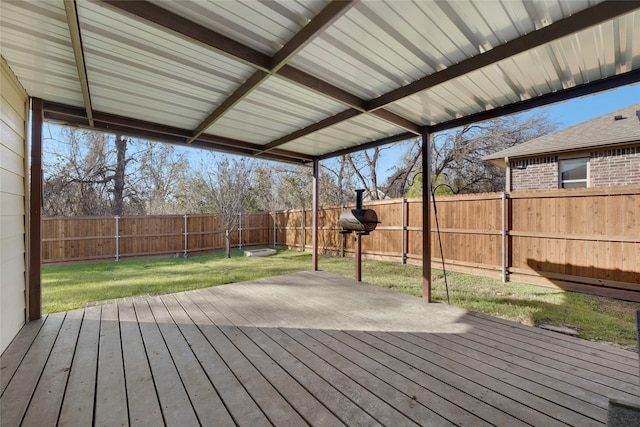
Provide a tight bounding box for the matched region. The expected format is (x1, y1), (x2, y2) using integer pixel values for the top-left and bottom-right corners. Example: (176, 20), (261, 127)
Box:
(501, 192), (509, 282)
(312, 159), (319, 271)
(355, 234), (362, 281)
(422, 128), (432, 302)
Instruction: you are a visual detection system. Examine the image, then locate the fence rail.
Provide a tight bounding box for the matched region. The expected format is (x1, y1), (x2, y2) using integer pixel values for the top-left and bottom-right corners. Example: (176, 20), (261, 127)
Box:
(43, 186), (640, 301)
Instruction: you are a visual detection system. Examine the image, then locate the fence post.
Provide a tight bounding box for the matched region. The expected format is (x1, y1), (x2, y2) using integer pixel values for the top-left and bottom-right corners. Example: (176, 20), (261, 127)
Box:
(341, 203), (345, 257)
(115, 215), (120, 262)
(501, 192), (509, 282)
(401, 197), (407, 264)
(239, 212), (242, 251)
(183, 215), (188, 258)
(273, 208), (277, 248)
(301, 207), (306, 252)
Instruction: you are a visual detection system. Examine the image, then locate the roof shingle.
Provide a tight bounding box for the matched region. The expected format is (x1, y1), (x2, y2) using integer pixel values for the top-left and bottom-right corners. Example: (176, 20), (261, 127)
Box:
(483, 102), (640, 166)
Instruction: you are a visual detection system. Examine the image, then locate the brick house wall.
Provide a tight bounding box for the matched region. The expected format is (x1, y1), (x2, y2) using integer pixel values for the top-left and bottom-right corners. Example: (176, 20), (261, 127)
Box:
(508, 145), (640, 191)
(590, 146), (640, 187)
(509, 157), (558, 191)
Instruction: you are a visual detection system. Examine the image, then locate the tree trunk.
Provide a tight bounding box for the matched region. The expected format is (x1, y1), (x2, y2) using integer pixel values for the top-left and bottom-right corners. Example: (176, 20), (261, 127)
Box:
(113, 136), (127, 216)
(225, 229), (231, 258)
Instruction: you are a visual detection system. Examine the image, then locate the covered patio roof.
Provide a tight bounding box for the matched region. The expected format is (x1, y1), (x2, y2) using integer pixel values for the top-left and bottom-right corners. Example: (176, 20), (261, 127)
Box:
(2, 0), (640, 164)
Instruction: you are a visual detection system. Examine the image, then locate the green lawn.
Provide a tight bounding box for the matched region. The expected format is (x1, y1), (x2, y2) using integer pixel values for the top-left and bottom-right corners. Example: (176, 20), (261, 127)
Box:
(43, 249), (640, 351)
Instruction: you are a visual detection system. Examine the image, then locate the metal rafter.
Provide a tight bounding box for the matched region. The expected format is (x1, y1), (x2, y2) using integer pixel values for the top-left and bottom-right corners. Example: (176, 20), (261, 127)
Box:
(188, 70), (269, 143)
(42, 101), (314, 164)
(63, 0), (94, 127)
(320, 68), (640, 160)
(366, 0), (640, 111)
(102, 0), (421, 143)
(186, 0), (358, 143)
(270, 1), (358, 73)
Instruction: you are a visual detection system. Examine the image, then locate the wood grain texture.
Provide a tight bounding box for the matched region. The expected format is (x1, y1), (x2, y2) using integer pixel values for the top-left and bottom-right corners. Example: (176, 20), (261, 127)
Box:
(2, 272), (638, 426)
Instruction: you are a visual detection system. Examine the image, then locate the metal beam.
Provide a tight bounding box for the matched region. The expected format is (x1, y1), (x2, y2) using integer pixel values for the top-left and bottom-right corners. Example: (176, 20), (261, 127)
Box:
(103, 0), (271, 70)
(188, 1), (357, 143)
(321, 67), (640, 161)
(258, 109), (361, 154)
(63, 0), (94, 127)
(318, 132), (416, 160)
(104, 0), (421, 144)
(43, 101), (314, 164)
(277, 66), (422, 135)
(270, 1), (358, 72)
(429, 68), (640, 134)
(367, 0), (640, 111)
(188, 70), (269, 143)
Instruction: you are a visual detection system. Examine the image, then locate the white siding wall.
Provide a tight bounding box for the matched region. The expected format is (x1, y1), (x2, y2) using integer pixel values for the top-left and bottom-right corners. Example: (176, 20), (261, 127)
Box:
(1, 58), (28, 354)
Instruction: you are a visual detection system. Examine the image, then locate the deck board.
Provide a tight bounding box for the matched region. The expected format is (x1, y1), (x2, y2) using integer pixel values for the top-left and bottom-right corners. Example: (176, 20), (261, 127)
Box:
(95, 302), (128, 427)
(371, 331), (600, 426)
(0, 313), (65, 426)
(0, 315), (47, 395)
(118, 302), (164, 427)
(468, 314), (638, 375)
(147, 295), (234, 425)
(186, 291), (309, 426)
(1, 270), (639, 426)
(133, 298), (199, 427)
(466, 324), (640, 396)
(325, 329), (530, 426)
(167, 293), (270, 427)
(57, 305), (101, 427)
(21, 310), (83, 427)
(303, 328), (481, 427)
(412, 331), (609, 416)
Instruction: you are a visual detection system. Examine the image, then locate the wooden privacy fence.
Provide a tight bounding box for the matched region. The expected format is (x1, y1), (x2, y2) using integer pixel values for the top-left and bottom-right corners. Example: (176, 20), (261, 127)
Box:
(43, 186), (640, 301)
(43, 213), (272, 263)
(277, 186), (640, 301)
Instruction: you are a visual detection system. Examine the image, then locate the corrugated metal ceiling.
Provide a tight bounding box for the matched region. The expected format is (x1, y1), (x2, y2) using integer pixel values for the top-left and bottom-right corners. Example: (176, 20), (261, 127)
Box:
(1, 0), (639, 163)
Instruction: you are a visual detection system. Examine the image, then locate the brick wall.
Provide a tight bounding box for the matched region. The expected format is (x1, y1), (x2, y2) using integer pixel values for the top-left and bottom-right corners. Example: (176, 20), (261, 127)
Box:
(509, 157), (558, 191)
(590, 146), (640, 187)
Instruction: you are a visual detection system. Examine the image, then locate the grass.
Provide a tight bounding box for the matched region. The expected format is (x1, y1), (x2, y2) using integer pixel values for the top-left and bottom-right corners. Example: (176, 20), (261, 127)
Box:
(43, 249), (640, 351)
(43, 249), (311, 313)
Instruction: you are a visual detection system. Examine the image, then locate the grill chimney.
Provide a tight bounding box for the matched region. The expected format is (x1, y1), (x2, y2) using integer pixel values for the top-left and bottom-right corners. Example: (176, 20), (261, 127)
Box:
(355, 189), (364, 210)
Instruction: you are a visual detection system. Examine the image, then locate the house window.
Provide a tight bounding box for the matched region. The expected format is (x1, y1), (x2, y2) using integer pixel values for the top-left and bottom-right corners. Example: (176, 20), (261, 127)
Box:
(559, 158), (588, 188)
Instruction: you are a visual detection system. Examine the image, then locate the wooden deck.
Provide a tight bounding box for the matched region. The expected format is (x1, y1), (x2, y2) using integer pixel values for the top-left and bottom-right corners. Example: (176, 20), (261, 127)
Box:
(2, 271), (639, 426)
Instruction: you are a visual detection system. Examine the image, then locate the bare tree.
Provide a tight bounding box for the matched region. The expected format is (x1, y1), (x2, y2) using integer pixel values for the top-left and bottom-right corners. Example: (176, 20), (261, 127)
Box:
(137, 141), (188, 214)
(320, 155), (356, 206)
(193, 155), (254, 258)
(112, 135), (128, 216)
(383, 139), (422, 198)
(400, 113), (556, 196)
(431, 113), (556, 193)
(345, 145), (398, 200)
(43, 126), (143, 216)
